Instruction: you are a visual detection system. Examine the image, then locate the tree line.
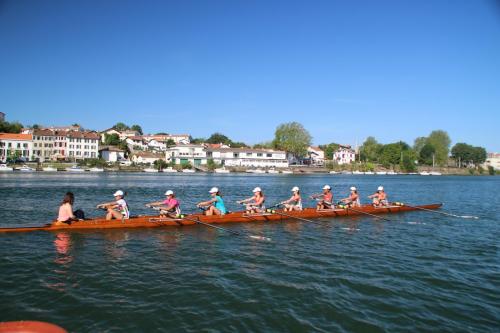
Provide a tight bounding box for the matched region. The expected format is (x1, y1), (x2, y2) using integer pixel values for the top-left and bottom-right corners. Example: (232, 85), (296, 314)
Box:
(359, 130), (487, 171)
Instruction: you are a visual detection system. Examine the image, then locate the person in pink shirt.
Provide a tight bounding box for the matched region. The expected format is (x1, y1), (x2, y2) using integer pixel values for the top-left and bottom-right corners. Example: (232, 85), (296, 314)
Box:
(55, 192), (75, 225)
(146, 190), (181, 218)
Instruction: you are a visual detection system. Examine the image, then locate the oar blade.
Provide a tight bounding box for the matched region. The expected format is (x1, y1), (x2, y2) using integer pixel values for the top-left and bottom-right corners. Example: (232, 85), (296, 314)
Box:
(249, 235), (272, 242)
(460, 215), (479, 219)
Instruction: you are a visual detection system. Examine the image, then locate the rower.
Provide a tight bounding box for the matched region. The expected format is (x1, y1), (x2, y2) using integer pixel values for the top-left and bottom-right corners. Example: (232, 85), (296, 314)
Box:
(55, 192), (76, 226)
(368, 186), (388, 207)
(97, 190), (130, 221)
(281, 186), (302, 211)
(237, 187), (266, 214)
(310, 185), (334, 210)
(340, 187), (361, 207)
(145, 190), (181, 218)
(197, 187), (227, 216)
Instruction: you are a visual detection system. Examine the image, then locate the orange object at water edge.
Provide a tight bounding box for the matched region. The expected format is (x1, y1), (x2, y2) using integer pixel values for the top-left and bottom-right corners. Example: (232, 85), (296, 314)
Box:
(0, 321), (67, 333)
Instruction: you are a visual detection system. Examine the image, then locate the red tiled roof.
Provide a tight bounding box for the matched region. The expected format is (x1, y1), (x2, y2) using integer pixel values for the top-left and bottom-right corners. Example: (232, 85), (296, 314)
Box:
(0, 133), (32, 140)
(67, 131), (100, 139)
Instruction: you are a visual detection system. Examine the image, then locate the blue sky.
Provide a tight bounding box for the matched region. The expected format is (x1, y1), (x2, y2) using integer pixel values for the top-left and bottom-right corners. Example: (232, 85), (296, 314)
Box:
(0, 0), (499, 151)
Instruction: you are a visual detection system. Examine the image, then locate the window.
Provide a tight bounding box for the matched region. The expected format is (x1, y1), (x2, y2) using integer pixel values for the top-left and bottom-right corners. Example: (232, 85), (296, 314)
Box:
(257, 153), (262, 157)
(246, 153), (252, 156)
(233, 153), (239, 158)
(267, 153), (272, 157)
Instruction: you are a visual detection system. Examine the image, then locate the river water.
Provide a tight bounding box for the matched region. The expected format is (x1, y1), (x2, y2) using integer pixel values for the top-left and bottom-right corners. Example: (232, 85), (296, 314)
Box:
(0, 173), (498, 332)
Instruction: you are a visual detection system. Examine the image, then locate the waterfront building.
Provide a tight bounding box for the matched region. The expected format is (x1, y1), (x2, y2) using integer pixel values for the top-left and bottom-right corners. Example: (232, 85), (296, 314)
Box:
(307, 146), (325, 166)
(132, 151), (165, 164)
(126, 136), (148, 151)
(66, 131), (100, 160)
(99, 146), (126, 162)
(32, 129), (67, 161)
(484, 153), (500, 170)
(206, 147), (288, 168)
(0, 133), (34, 162)
(333, 145), (356, 165)
(166, 144), (207, 166)
(144, 134), (190, 145)
(99, 128), (122, 142)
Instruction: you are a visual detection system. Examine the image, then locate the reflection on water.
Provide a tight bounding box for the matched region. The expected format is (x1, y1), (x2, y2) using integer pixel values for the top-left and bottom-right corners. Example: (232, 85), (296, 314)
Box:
(54, 232), (72, 264)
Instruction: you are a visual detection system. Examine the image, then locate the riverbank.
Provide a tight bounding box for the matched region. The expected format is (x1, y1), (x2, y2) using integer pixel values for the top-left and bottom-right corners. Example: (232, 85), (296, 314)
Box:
(2, 162), (496, 175)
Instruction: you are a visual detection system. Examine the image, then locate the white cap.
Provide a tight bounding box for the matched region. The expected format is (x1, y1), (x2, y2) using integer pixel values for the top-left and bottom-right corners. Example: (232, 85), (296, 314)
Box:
(253, 187), (262, 193)
(291, 186), (300, 192)
(350, 187), (357, 191)
(323, 185), (331, 190)
(378, 186), (384, 191)
(113, 190), (124, 197)
(165, 190), (174, 196)
(209, 187), (219, 193)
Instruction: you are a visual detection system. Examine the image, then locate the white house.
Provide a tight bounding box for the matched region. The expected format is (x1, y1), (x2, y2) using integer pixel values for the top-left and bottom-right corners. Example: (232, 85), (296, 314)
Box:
(166, 144), (207, 166)
(66, 131), (100, 160)
(307, 146), (325, 166)
(0, 133), (34, 161)
(132, 151), (165, 165)
(100, 128), (122, 143)
(207, 148), (289, 168)
(146, 139), (167, 151)
(333, 145), (356, 165)
(126, 136), (148, 151)
(99, 146), (126, 162)
(483, 153), (500, 171)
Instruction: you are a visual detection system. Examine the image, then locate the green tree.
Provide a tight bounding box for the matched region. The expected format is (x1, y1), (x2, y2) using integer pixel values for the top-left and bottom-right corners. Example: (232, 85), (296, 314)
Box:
(451, 143), (486, 167)
(319, 143), (340, 159)
(272, 122), (312, 158)
(130, 124), (143, 135)
(359, 137), (382, 162)
(253, 141), (273, 149)
(206, 158), (220, 171)
(0, 121), (23, 133)
(113, 122), (129, 132)
(231, 141), (249, 148)
(32, 124), (40, 129)
(166, 139), (176, 147)
(419, 143), (436, 165)
(400, 149), (417, 172)
(190, 137), (205, 144)
(413, 136), (428, 157)
(153, 159), (168, 170)
(206, 133), (232, 145)
(104, 133), (121, 146)
(156, 132), (169, 135)
(426, 130), (451, 166)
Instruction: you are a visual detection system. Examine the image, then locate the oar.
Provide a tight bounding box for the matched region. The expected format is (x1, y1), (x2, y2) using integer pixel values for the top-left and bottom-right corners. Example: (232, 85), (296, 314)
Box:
(266, 208), (329, 226)
(395, 203), (479, 219)
(337, 203), (392, 221)
(181, 215), (272, 241)
(151, 206), (271, 241)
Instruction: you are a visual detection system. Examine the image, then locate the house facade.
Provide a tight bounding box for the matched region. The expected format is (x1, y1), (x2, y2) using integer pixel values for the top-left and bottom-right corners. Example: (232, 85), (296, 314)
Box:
(32, 129), (67, 161)
(166, 144), (207, 166)
(99, 146), (126, 162)
(333, 145), (356, 164)
(307, 146), (325, 165)
(132, 151), (165, 164)
(66, 131), (100, 160)
(0, 133), (34, 161)
(207, 148), (288, 168)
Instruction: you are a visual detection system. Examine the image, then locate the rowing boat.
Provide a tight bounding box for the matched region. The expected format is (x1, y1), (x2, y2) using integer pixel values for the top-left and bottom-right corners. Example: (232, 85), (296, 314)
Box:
(0, 203), (441, 233)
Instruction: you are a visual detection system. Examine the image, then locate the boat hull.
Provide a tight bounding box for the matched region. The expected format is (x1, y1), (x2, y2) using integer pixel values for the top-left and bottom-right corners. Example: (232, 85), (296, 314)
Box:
(0, 204), (442, 233)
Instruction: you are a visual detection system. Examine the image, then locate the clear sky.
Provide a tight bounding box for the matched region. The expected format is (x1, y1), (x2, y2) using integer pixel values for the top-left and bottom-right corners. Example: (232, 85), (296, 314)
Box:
(0, 0), (499, 150)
